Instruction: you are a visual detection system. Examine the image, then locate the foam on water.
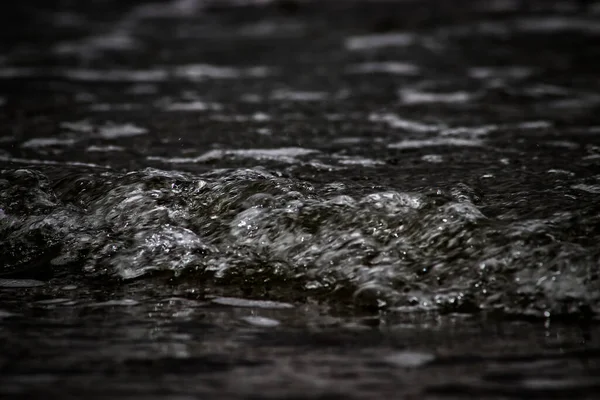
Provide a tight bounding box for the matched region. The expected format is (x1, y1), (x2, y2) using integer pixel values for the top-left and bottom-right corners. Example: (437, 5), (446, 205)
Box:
(1, 167), (598, 317)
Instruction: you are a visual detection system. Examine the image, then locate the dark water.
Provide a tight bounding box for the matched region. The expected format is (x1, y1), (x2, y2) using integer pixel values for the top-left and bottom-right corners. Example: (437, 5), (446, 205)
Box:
(1, 0), (600, 398)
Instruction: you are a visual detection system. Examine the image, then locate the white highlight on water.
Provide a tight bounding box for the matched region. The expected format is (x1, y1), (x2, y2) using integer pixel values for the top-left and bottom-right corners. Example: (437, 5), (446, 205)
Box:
(98, 123), (148, 139)
(212, 297), (294, 309)
(389, 138), (484, 149)
(241, 316), (281, 327)
(369, 113), (443, 133)
(21, 138), (76, 148)
(399, 89), (473, 104)
(384, 351), (436, 368)
(148, 147), (318, 164)
(270, 90), (328, 102)
(162, 101), (223, 112)
(345, 32), (416, 50)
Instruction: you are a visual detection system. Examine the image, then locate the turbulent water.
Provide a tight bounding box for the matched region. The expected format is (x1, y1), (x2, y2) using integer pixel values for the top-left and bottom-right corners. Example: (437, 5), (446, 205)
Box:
(2, 161), (600, 317)
(1, 0), (600, 398)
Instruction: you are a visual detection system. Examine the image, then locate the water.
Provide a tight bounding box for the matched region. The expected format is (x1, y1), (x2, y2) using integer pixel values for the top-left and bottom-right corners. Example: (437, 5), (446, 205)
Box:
(1, 0), (600, 398)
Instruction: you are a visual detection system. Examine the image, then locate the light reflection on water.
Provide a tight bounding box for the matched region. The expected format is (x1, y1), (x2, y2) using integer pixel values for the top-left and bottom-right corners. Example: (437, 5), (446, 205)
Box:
(1, 0), (600, 397)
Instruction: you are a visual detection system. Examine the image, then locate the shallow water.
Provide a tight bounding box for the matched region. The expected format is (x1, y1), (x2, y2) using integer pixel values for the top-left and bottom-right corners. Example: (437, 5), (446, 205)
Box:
(1, 0), (600, 398)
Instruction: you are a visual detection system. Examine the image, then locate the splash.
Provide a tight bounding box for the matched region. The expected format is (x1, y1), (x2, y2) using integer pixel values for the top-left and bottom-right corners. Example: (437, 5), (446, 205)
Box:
(1, 167), (598, 318)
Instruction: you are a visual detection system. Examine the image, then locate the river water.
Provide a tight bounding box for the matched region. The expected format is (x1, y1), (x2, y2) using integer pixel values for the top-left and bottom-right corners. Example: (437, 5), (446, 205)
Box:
(1, 0), (599, 398)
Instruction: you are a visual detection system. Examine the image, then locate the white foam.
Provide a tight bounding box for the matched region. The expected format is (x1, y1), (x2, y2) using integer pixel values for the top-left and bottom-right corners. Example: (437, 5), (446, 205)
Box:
(21, 138), (76, 148)
(369, 113), (442, 132)
(346, 62), (419, 75)
(98, 123), (147, 139)
(389, 138), (484, 149)
(345, 32), (416, 50)
(149, 147), (318, 164)
(399, 89), (473, 105)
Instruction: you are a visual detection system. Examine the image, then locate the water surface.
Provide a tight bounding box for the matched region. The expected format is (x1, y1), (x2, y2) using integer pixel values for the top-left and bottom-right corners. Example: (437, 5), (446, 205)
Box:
(1, 0), (600, 398)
